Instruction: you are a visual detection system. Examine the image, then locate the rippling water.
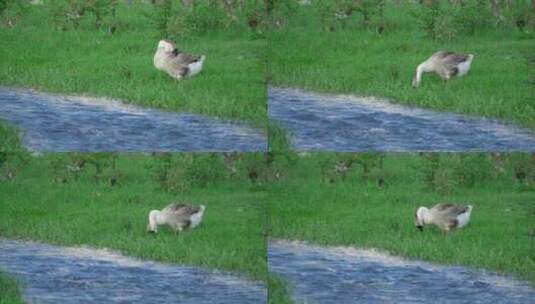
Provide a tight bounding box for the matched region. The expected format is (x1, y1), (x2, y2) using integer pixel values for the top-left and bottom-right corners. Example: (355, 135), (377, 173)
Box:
(268, 87), (535, 151)
(0, 88), (266, 152)
(0, 239), (266, 304)
(269, 240), (535, 304)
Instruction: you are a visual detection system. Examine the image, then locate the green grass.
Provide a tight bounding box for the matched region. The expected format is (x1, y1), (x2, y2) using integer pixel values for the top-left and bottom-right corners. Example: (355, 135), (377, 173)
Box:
(267, 153), (535, 292)
(268, 274), (293, 304)
(0, 121), (22, 152)
(268, 2), (535, 129)
(0, 2), (266, 126)
(0, 154), (267, 281)
(0, 272), (23, 304)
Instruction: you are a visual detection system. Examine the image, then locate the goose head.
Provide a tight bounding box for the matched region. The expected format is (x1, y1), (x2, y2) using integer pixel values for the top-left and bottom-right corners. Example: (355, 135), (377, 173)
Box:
(411, 73), (419, 88)
(147, 210), (161, 233)
(157, 39), (176, 53)
(412, 63), (427, 88)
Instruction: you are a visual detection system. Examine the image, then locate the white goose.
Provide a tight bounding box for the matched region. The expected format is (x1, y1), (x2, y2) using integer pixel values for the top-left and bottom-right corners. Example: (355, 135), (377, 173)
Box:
(153, 39), (205, 80)
(414, 203), (473, 234)
(412, 51), (474, 88)
(147, 203), (206, 234)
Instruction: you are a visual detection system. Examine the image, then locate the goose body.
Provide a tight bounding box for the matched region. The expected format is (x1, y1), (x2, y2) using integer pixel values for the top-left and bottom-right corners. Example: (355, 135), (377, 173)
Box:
(153, 40), (205, 80)
(412, 51), (474, 88)
(414, 203), (473, 234)
(147, 203), (206, 233)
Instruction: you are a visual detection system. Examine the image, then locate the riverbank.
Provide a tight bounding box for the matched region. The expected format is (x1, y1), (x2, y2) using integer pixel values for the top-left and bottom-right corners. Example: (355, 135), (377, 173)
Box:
(0, 87), (267, 152)
(0, 272), (23, 304)
(0, 121), (22, 152)
(267, 153), (535, 292)
(0, 2), (266, 126)
(268, 2), (535, 129)
(0, 154), (267, 281)
(269, 239), (535, 304)
(268, 87), (535, 152)
(0, 239), (267, 303)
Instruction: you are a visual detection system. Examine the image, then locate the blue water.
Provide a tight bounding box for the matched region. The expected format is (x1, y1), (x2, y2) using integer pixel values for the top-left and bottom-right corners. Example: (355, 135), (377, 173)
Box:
(0, 239), (266, 304)
(269, 240), (535, 304)
(269, 87), (535, 151)
(0, 87), (266, 152)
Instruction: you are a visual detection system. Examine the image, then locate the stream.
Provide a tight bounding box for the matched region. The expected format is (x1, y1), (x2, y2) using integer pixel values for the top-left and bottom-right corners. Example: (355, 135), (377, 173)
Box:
(268, 240), (535, 304)
(0, 87), (266, 152)
(269, 87), (535, 151)
(0, 239), (267, 304)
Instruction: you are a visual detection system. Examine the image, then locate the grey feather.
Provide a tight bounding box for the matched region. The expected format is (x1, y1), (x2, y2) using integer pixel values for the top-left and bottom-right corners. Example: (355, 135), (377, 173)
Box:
(173, 51), (202, 65)
(164, 203), (202, 217)
(434, 203), (468, 214)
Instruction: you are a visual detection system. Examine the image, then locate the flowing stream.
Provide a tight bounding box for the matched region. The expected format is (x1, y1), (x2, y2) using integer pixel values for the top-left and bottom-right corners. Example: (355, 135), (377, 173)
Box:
(269, 87), (535, 151)
(0, 87), (266, 152)
(268, 240), (535, 304)
(0, 239), (267, 304)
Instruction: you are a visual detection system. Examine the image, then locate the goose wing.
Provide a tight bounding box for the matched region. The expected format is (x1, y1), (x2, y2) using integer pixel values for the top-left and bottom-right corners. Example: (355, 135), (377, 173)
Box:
(440, 52), (471, 65)
(164, 203), (202, 216)
(165, 51), (202, 76)
(433, 203), (469, 217)
(162, 203), (186, 213)
(171, 50), (202, 65)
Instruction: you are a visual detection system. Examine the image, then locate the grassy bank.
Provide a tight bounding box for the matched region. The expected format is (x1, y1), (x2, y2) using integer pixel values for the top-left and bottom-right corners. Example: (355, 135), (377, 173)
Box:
(0, 272), (23, 304)
(268, 274), (293, 304)
(0, 153), (267, 281)
(0, 121), (22, 152)
(0, 2), (266, 126)
(268, 2), (535, 129)
(267, 152), (535, 298)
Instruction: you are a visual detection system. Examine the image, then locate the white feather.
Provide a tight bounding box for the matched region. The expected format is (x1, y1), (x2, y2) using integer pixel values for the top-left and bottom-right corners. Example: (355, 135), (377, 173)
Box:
(456, 55), (473, 77)
(189, 205), (205, 228)
(456, 205), (473, 228)
(187, 56), (205, 77)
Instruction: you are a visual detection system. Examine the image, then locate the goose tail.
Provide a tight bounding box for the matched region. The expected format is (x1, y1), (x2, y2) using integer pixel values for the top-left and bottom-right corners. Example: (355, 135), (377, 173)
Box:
(187, 56), (205, 77)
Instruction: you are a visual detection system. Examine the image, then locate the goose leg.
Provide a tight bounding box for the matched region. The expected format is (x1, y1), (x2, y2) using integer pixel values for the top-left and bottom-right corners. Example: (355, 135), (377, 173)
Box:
(172, 223), (183, 234)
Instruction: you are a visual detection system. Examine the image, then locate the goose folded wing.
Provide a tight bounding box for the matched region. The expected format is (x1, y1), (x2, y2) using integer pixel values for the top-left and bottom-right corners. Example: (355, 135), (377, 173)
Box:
(443, 53), (470, 65)
(168, 212), (192, 228)
(435, 203), (469, 216)
(170, 204), (202, 216)
(174, 52), (202, 65)
(163, 203), (187, 213)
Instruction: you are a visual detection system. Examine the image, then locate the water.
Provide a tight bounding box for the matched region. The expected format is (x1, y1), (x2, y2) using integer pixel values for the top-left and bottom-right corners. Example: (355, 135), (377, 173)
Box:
(0, 87), (266, 152)
(269, 240), (535, 304)
(0, 239), (266, 304)
(268, 87), (535, 151)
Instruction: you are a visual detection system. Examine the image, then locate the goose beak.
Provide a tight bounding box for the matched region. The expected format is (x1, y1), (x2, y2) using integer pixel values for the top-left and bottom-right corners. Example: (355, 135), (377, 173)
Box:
(417, 225), (423, 232)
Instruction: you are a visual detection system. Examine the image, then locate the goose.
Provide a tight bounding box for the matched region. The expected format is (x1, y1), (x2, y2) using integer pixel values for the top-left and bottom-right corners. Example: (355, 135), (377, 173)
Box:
(412, 51), (474, 88)
(414, 203), (473, 234)
(147, 203), (206, 234)
(153, 39), (205, 80)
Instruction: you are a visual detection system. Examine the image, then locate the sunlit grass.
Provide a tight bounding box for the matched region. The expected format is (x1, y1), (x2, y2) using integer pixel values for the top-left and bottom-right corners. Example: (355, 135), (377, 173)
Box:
(0, 154), (267, 281)
(0, 3), (266, 126)
(0, 272), (23, 304)
(268, 3), (535, 129)
(0, 121), (22, 152)
(267, 153), (535, 289)
(268, 274), (293, 304)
